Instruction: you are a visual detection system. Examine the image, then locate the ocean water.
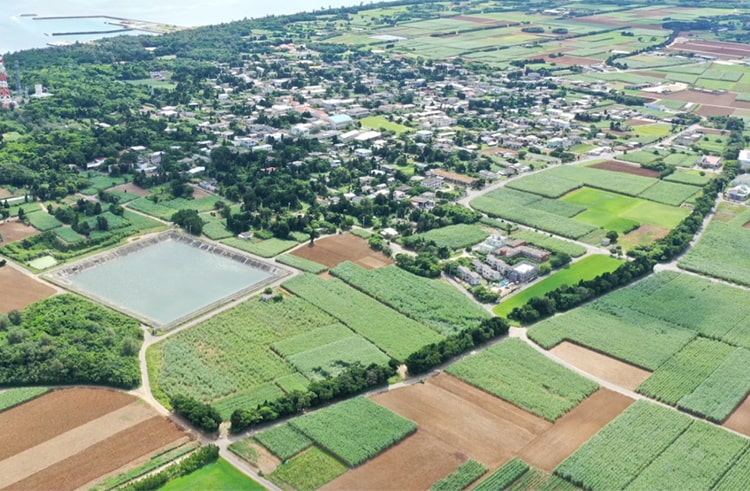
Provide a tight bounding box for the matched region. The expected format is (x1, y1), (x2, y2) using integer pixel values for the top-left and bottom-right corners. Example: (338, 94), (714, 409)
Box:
(1, 0), (378, 53)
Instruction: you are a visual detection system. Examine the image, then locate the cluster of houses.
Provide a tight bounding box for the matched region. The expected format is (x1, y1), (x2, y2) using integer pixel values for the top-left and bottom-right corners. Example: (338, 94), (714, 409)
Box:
(454, 234), (548, 287)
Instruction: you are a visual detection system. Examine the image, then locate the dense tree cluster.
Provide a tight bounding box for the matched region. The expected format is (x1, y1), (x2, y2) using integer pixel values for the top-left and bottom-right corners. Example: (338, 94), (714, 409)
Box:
(170, 394), (223, 432)
(0, 295), (142, 388)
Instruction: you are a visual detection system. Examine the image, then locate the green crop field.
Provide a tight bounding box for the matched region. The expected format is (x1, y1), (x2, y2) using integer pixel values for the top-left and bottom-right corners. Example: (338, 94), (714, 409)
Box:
(255, 423), (313, 460)
(276, 254), (328, 273)
(331, 262), (490, 335)
(473, 458), (530, 491)
(591, 271), (750, 346)
(447, 339), (598, 421)
(0, 387), (50, 413)
(470, 187), (543, 209)
(636, 181), (698, 206)
(410, 224), (490, 250)
(509, 230), (587, 257)
(269, 447), (348, 491)
(557, 402), (694, 490)
(529, 307), (696, 370)
(287, 336), (390, 380)
(290, 397), (417, 467)
(284, 274), (442, 360)
(526, 198), (587, 218)
(494, 255), (623, 318)
(223, 237), (299, 258)
(626, 420), (748, 491)
(148, 295), (346, 418)
(664, 170), (713, 187)
(53, 227), (86, 245)
(431, 460), (487, 491)
(561, 187), (690, 230)
(637, 338), (735, 406)
(680, 203), (750, 287)
(160, 458), (264, 491)
(80, 174), (129, 195)
(618, 151), (663, 166)
(506, 173), (581, 198)
(715, 447), (750, 490)
(25, 211), (62, 231)
(676, 348), (750, 423)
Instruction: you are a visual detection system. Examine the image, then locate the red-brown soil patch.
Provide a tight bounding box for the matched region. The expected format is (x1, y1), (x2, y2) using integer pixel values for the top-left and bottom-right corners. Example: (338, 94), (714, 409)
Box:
(5, 417), (186, 491)
(0, 388), (135, 462)
(291, 233), (393, 269)
(546, 55), (600, 66)
(622, 224), (671, 246)
(0, 219), (39, 243)
(654, 89), (740, 107)
(322, 430), (468, 491)
(373, 373), (550, 468)
(190, 186), (212, 198)
(0, 189), (12, 199)
(668, 39), (750, 59)
(550, 342), (651, 390)
(109, 183), (150, 197)
(743, 221), (750, 230)
(697, 105), (735, 117)
(518, 389), (634, 472)
(0, 266), (57, 313)
(634, 71), (666, 79)
(724, 394), (750, 436)
(628, 118), (656, 126)
(698, 127), (725, 136)
(591, 160), (660, 178)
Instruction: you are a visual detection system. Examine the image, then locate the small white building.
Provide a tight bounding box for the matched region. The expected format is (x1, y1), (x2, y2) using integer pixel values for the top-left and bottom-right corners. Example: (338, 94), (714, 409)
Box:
(739, 149), (750, 169)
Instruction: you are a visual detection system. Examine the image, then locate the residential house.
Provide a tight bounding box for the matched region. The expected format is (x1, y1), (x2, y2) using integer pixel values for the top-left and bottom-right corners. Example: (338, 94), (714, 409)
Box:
(509, 262), (538, 283)
(456, 266), (482, 286)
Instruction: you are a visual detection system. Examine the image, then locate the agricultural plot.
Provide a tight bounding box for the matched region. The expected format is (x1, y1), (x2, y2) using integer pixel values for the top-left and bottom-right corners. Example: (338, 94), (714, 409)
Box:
(627, 420), (748, 491)
(127, 196), (223, 220)
(270, 447), (348, 491)
(495, 255), (623, 318)
(290, 397), (417, 467)
(680, 203), (750, 287)
(556, 402), (693, 490)
(446, 339), (598, 421)
(255, 423), (313, 460)
(561, 187), (689, 231)
(160, 458), (264, 491)
(410, 224), (489, 250)
(505, 173), (581, 199)
(548, 166), (658, 197)
(470, 200), (596, 239)
(474, 459), (529, 491)
(592, 271), (750, 344)
(25, 211), (63, 231)
(287, 336), (390, 380)
(636, 180), (698, 206)
(431, 460), (486, 491)
(361, 115), (411, 134)
(149, 295), (348, 417)
(284, 274), (442, 360)
(509, 230), (587, 257)
(530, 307), (696, 371)
(715, 446), (750, 490)
(637, 338), (735, 406)
(0, 387), (50, 413)
(223, 237), (300, 258)
(470, 187), (543, 209)
(664, 170), (713, 186)
(276, 253), (328, 273)
(80, 174), (130, 195)
(331, 262), (490, 335)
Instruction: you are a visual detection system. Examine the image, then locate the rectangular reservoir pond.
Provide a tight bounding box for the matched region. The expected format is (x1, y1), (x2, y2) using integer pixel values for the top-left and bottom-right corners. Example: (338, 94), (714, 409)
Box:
(49, 233), (288, 328)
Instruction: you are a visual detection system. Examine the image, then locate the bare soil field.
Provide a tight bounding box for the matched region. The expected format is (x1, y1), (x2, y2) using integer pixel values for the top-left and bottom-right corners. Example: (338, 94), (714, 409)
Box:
(724, 395), (750, 437)
(698, 127), (726, 135)
(591, 160), (660, 178)
(190, 186), (212, 198)
(622, 224), (670, 247)
(0, 189), (12, 199)
(517, 389), (634, 472)
(550, 342), (651, 391)
(546, 55), (600, 66)
(322, 430), (467, 491)
(743, 221), (750, 230)
(656, 89), (741, 107)
(109, 183), (150, 197)
(0, 388), (188, 491)
(0, 265), (57, 313)
(291, 233), (393, 269)
(373, 373), (550, 468)
(696, 105), (735, 117)
(668, 39), (750, 59)
(6, 417), (186, 491)
(0, 219), (39, 243)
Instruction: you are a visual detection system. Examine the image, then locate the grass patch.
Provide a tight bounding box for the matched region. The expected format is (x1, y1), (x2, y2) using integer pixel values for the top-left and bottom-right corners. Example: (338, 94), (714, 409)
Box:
(160, 458), (264, 491)
(494, 255), (623, 318)
(269, 447), (348, 491)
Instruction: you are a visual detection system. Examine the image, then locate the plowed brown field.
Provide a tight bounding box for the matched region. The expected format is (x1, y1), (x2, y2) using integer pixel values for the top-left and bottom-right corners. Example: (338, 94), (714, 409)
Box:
(517, 389), (634, 472)
(550, 342), (651, 390)
(0, 265), (56, 312)
(291, 233), (393, 269)
(0, 220), (39, 243)
(0, 388), (188, 491)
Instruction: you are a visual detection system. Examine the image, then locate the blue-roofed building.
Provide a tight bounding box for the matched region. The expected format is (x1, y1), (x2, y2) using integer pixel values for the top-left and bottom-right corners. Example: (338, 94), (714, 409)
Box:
(329, 114), (354, 129)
